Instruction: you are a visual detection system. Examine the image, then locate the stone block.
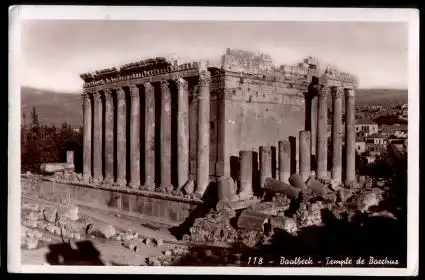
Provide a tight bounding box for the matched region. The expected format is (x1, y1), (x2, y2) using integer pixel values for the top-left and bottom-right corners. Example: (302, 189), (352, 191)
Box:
(288, 173), (308, 189)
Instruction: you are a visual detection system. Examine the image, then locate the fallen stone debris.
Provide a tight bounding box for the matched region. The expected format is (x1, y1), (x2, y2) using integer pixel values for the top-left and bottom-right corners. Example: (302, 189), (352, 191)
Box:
(180, 174), (389, 252)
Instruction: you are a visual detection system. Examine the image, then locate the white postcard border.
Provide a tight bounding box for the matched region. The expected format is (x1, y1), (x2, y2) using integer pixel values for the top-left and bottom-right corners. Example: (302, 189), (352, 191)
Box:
(8, 6), (419, 276)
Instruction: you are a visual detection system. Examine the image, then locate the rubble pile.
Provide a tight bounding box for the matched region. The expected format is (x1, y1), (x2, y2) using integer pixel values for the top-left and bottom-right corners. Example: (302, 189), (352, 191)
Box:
(21, 225), (53, 250)
(182, 209), (239, 246)
(22, 200), (87, 243)
(294, 201), (325, 228)
(146, 247), (190, 266)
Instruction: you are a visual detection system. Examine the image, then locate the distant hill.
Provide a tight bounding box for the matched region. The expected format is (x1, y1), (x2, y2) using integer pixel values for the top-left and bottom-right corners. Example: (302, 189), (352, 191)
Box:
(21, 86), (82, 128)
(354, 88), (408, 106)
(21, 86), (408, 127)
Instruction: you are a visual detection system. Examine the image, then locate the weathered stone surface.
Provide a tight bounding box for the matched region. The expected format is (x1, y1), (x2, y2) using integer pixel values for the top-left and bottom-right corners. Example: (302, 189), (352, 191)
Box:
(40, 163), (74, 174)
(57, 205), (79, 221)
(26, 211), (43, 221)
(270, 216), (298, 235)
(217, 176), (236, 202)
(96, 224), (116, 239)
(288, 173), (308, 189)
(183, 209), (238, 245)
(237, 209), (270, 232)
(264, 177), (302, 200)
(43, 207), (58, 223)
(305, 176), (327, 197)
(295, 201), (324, 228)
(183, 179), (195, 194)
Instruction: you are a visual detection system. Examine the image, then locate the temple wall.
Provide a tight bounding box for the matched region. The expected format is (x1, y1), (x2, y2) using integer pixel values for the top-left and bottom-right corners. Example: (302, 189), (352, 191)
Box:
(221, 74), (305, 177)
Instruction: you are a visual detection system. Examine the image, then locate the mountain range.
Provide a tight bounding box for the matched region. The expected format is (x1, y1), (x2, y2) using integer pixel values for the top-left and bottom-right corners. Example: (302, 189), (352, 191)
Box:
(20, 86), (408, 128)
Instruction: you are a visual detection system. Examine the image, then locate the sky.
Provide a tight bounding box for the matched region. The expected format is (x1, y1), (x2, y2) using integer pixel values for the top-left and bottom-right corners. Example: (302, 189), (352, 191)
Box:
(21, 20), (408, 93)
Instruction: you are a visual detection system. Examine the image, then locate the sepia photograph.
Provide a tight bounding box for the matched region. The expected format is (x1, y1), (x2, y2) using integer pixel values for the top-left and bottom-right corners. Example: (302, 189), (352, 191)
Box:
(8, 6), (419, 275)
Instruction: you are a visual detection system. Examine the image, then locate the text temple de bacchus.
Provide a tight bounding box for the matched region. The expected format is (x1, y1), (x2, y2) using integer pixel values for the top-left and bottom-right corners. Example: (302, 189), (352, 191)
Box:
(80, 48), (358, 198)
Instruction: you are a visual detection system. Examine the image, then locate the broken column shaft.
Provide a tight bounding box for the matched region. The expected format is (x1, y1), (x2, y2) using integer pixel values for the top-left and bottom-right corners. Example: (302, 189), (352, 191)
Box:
(195, 71), (211, 196)
(239, 150), (254, 198)
(316, 86), (329, 180)
(129, 85), (140, 188)
(278, 140), (291, 184)
(299, 130), (311, 182)
(331, 87), (343, 184)
(260, 146), (272, 188)
(83, 94), (92, 182)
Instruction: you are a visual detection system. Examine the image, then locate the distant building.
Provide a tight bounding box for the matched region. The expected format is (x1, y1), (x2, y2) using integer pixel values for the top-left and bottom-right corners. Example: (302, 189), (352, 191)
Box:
(355, 138), (366, 154)
(367, 133), (387, 145)
(380, 124), (408, 138)
(355, 119), (378, 137)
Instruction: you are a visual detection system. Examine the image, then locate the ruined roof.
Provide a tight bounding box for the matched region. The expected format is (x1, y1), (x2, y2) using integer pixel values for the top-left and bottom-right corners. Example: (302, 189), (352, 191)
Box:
(380, 124), (408, 131)
(356, 119), (377, 125)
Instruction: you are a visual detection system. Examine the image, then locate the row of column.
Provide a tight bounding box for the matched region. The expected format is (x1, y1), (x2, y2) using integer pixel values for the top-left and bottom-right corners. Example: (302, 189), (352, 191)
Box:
(82, 74), (211, 195)
(308, 86), (356, 185)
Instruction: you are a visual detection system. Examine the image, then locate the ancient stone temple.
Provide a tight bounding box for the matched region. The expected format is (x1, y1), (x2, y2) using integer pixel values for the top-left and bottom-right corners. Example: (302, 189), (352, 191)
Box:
(79, 48), (357, 219)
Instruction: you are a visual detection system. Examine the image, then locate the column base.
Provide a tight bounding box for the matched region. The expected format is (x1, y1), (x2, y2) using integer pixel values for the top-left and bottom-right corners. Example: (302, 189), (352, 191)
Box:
(238, 191), (254, 201)
(158, 184), (174, 194)
(344, 179), (358, 189)
(102, 176), (114, 185)
(141, 182), (156, 192)
(92, 176), (103, 185)
(116, 178), (127, 187)
(83, 175), (91, 183)
(128, 181), (141, 189)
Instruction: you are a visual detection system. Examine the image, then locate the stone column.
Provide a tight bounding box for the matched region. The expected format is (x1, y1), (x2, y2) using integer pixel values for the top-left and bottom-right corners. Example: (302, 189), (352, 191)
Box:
(143, 83), (156, 190)
(129, 85), (140, 189)
(345, 88), (356, 184)
(260, 146), (272, 188)
(103, 89), (114, 184)
(304, 93), (312, 131)
(160, 80), (172, 190)
(316, 86), (329, 180)
(278, 140), (291, 184)
(331, 87), (343, 184)
(299, 130), (311, 182)
(239, 150), (253, 198)
(311, 95), (318, 157)
(116, 88), (127, 186)
(92, 92), (103, 183)
(195, 71), (211, 196)
(177, 77), (189, 189)
(83, 94), (92, 182)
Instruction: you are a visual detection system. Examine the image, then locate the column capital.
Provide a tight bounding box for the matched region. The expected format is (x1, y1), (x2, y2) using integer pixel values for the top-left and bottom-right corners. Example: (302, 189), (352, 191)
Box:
(129, 85), (140, 98)
(199, 71), (211, 87)
(160, 80), (170, 91)
(116, 87), (126, 100)
(318, 86), (330, 98)
(344, 88), (355, 97)
(331, 87), (344, 99)
(176, 77), (188, 89)
(144, 82), (154, 91)
(83, 93), (91, 102)
(93, 92), (102, 103)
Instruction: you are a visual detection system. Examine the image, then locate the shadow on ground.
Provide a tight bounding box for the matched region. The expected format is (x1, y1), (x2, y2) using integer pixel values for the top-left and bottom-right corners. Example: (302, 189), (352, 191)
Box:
(45, 240), (105, 265)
